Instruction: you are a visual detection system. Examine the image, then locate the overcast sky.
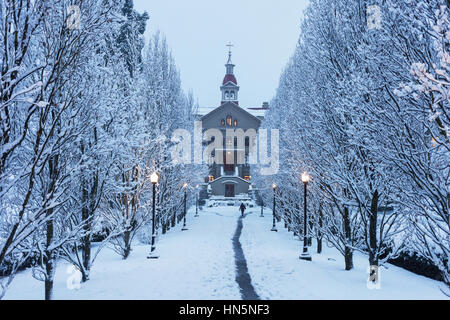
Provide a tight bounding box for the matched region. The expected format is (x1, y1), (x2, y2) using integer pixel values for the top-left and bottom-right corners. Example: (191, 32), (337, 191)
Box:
(133, 0), (310, 112)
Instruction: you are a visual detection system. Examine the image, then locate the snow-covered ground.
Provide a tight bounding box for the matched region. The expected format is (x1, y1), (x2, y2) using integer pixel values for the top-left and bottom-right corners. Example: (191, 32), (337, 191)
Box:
(3, 204), (448, 300)
(4, 207), (240, 300)
(241, 208), (448, 300)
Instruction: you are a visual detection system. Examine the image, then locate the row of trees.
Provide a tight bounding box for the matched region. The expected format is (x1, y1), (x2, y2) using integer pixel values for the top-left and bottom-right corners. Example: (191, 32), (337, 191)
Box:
(0, 0), (200, 299)
(257, 0), (449, 292)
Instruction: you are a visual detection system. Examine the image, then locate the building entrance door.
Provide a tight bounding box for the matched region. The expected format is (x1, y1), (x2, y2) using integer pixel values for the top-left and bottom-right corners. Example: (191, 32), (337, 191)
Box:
(225, 184), (235, 197)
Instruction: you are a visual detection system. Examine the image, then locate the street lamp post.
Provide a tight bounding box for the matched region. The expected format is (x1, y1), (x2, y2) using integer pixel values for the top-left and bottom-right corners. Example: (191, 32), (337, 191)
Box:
(182, 183), (188, 231)
(300, 172), (312, 261)
(271, 184), (277, 232)
(195, 184), (199, 217)
(147, 172), (160, 259)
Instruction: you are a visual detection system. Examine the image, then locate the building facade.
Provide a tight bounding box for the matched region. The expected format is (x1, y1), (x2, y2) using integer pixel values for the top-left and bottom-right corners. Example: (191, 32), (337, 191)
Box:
(201, 50), (262, 198)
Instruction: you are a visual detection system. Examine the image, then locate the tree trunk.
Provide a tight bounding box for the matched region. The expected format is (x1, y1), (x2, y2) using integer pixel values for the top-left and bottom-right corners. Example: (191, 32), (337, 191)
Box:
(79, 268), (89, 284)
(368, 190), (379, 265)
(343, 206), (353, 270)
(344, 247), (353, 271)
(81, 239), (91, 283)
(81, 178), (91, 282)
(317, 202), (323, 254)
(123, 230), (131, 259)
(368, 190), (379, 280)
(44, 274), (53, 300)
(79, 139), (98, 282)
(317, 237), (322, 254)
(287, 211), (291, 232)
(284, 209), (288, 228)
(171, 211), (176, 227)
(44, 155), (58, 300)
(44, 217), (55, 300)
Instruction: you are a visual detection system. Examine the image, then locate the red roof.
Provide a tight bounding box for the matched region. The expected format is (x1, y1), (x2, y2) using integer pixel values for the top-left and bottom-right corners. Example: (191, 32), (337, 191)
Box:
(222, 74), (237, 85)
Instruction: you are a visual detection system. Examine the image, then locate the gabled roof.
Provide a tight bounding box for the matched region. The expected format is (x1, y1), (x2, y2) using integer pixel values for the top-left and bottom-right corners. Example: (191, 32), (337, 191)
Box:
(200, 101), (262, 124)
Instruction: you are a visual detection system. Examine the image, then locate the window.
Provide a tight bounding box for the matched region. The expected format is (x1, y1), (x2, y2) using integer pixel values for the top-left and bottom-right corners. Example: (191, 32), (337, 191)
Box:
(226, 136), (233, 147)
(230, 91), (235, 100)
(225, 91), (229, 99)
(226, 116), (232, 126)
(234, 119), (238, 126)
(221, 119), (225, 126)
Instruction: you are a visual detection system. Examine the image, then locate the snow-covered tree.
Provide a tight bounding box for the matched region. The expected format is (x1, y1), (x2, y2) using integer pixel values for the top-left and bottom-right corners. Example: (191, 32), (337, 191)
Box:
(256, 0), (448, 280)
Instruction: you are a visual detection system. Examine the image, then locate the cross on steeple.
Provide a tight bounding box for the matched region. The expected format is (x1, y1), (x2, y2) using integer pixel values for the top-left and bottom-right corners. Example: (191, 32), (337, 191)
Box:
(226, 42), (234, 63)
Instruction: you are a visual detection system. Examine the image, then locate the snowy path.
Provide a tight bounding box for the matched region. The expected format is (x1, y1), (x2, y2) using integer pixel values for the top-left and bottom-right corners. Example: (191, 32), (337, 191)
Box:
(3, 204), (449, 300)
(232, 213), (260, 300)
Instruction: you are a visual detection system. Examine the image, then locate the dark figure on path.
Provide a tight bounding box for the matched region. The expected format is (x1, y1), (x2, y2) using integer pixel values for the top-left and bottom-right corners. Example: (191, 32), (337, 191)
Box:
(240, 203), (246, 216)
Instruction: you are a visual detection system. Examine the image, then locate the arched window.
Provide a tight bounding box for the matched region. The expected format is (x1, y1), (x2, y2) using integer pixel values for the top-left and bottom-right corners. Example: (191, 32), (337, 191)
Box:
(221, 119), (225, 126)
(234, 119), (238, 126)
(229, 91), (235, 100)
(226, 116), (232, 126)
(225, 91), (230, 99)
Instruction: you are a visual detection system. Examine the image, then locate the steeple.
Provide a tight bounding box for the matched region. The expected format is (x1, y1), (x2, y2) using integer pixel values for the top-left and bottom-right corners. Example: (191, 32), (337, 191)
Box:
(226, 43), (235, 74)
(221, 43), (239, 105)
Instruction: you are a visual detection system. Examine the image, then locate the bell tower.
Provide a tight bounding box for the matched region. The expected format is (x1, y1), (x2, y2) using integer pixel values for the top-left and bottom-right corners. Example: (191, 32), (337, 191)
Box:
(221, 43), (240, 105)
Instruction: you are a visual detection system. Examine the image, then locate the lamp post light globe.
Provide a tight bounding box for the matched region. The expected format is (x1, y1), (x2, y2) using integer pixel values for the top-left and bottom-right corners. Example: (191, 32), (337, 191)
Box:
(150, 172), (159, 184)
(147, 171), (160, 259)
(301, 172), (310, 184)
